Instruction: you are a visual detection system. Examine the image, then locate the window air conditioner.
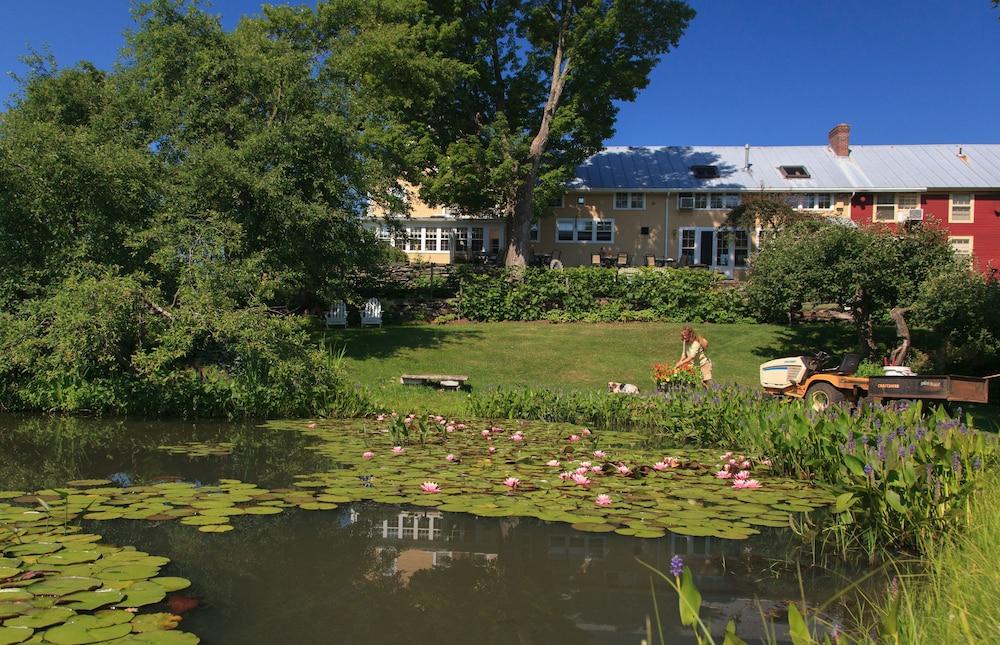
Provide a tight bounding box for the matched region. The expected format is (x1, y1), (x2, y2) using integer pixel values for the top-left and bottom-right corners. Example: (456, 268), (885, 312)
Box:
(678, 196), (695, 210)
(906, 208), (924, 221)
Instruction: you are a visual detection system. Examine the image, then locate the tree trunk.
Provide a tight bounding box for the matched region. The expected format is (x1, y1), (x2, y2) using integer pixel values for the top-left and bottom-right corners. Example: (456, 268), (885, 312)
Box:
(504, 6), (572, 267)
(889, 306), (913, 366)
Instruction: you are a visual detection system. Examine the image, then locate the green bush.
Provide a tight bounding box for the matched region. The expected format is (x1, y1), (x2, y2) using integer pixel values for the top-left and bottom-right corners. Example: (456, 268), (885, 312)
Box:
(0, 272), (371, 418)
(457, 267), (754, 323)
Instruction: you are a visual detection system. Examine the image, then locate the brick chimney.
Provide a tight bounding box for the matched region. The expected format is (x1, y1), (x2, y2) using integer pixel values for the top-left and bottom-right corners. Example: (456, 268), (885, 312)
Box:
(828, 123), (851, 157)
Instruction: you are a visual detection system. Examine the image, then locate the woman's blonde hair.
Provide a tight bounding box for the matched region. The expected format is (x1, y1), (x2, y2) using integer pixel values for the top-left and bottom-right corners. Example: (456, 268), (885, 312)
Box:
(681, 325), (708, 349)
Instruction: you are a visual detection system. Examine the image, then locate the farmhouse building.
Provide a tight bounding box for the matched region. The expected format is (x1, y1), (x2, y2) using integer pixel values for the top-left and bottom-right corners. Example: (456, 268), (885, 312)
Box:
(368, 125), (1000, 276)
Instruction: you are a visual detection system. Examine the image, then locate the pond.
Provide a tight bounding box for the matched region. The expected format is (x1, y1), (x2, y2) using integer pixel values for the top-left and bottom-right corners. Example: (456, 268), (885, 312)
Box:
(0, 415), (866, 644)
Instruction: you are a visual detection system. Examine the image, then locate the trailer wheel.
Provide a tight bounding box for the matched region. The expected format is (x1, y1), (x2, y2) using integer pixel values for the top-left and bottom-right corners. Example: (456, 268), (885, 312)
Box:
(805, 382), (846, 412)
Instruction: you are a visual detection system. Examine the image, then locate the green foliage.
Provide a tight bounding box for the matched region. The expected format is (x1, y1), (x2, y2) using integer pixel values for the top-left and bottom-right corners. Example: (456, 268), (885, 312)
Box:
(913, 264), (1000, 373)
(457, 267), (754, 322)
(0, 272), (371, 417)
(746, 220), (956, 352)
(854, 360), (884, 377)
(725, 193), (810, 234)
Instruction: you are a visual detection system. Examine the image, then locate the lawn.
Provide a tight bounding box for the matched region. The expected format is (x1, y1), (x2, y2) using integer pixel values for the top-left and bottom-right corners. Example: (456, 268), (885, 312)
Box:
(325, 321), (863, 415)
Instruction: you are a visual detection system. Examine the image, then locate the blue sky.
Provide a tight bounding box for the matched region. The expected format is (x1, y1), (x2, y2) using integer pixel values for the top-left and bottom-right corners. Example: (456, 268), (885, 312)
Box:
(2, 0), (998, 146)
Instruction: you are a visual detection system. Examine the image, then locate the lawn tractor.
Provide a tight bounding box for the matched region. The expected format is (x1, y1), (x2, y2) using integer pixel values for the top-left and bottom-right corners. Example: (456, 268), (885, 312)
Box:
(759, 351), (994, 410)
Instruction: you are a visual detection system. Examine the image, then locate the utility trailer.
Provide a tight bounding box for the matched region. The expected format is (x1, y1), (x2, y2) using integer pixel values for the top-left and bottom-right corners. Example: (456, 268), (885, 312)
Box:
(759, 352), (996, 411)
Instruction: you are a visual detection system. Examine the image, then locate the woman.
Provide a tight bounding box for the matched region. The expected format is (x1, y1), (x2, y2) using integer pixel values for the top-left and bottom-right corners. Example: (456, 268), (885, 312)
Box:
(675, 325), (713, 384)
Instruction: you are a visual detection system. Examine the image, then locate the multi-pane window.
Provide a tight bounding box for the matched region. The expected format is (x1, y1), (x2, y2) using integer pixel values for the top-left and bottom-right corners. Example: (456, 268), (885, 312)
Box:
(950, 194), (973, 222)
(874, 193), (896, 222)
(678, 193), (739, 210)
(471, 227), (485, 253)
(787, 193), (833, 210)
(680, 229), (696, 261)
(425, 228), (438, 252)
(715, 232), (730, 266)
(454, 228), (468, 251)
(489, 237), (501, 255)
(438, 228), (450, 251)
(555, 218), (614, 243)
(897, 193), (920, 214)
(614, 192), (645, 209)
(549, 194), (565, 208)
(949, 236), (973, 258)
(405, 229), (421, 252)
(733, 230), (749, 267)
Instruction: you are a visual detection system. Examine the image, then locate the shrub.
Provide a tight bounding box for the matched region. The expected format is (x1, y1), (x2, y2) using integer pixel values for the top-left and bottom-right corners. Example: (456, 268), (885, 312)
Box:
(457, 267), (754, 323)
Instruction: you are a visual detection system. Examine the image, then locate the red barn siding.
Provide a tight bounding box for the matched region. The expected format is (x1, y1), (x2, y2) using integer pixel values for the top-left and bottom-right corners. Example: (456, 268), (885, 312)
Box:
(850, 193), (873, 225)
(971, 193), (1000, 271)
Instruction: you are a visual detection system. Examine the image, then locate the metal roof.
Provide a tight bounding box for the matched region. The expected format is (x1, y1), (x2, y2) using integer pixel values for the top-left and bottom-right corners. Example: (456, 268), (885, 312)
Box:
(570, 144), (1000, 192)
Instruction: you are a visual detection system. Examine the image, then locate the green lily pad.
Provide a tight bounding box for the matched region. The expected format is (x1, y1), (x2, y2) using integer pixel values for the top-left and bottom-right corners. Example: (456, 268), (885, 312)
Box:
(151, 577), (191, 593)
(0, 626), (33, 645)
(60, 589), (125, 611)
(43, 615), (133, 644)
(4, 606), (75, 629)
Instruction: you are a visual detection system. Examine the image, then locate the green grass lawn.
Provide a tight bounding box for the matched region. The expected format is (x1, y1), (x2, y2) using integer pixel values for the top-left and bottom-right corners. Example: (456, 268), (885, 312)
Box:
(325, 321), (863, 415)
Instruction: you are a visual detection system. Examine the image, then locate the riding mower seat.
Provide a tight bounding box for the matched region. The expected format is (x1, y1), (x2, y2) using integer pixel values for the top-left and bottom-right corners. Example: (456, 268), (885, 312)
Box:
(822, 352), (862, 376)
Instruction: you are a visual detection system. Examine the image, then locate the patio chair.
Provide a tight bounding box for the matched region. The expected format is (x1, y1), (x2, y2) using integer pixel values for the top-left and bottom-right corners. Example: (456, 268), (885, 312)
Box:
(361, 298), (383, 327)
(325, 301), (348, 328)
(644, 254), (656, 267)
(616, 252), (629, 268)
(590, 253), (602, 267)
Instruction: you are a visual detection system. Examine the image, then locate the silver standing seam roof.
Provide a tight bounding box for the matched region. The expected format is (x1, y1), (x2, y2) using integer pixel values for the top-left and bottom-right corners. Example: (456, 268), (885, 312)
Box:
(570, 144), (1000, 192)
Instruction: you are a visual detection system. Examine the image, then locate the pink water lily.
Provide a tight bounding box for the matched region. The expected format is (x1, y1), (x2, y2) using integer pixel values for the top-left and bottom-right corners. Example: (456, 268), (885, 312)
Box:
(446, 424), (456, 433)
(735, 470), (750, 480)
(420, 481), (441, 493)
(715, 470), (733, 479)
(593, 450), (606, 459)
(455, 423), (467, 430)
(488, 446), (497, 454)
(376, 414), (386, 422)
(590, 465), (603, 473)
(392, 446), (405, 455)
(491, 426), (504, 434)
(579, 461), (592, 468)
(511, 432), (524, 442)
(568, 434), (580, 442)
(546, 459), (561, 467)
(652, 462), (669, 471)
(595, 494), (613, 507)
(306, 422), (317, 429)
(762, 458), (773, 467)
(571, 473), (591, 486)
(445, 454), (457, 462)
(481, 429), (491, 438)
(503, 477), (520, 489)
(721, 451), (733, 459)
(740, 460), (751, 469)
(581, 428), (592, 436)
(576, 466), (589, 475)
(362, 451), (375, 460)
(559, 471), (573, 480)
(732, 479), (762, 490)
(616, 464), (632, 476)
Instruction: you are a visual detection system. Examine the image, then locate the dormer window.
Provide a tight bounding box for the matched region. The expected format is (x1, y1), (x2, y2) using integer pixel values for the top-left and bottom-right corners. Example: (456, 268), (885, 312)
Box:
(691, 165), (720, 179)
(779, 165), (810, 179)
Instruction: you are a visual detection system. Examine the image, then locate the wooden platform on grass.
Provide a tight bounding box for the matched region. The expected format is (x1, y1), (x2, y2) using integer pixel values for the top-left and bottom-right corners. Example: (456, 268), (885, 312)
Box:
(400, 374), (469, 390)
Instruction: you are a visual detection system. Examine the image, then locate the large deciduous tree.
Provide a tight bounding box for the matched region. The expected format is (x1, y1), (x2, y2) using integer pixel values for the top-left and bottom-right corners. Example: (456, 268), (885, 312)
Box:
(396, 0), (694, 266)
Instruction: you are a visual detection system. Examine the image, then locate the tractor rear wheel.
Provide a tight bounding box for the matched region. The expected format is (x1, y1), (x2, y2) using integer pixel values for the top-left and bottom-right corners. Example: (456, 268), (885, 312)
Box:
(805, 382), (846, 412)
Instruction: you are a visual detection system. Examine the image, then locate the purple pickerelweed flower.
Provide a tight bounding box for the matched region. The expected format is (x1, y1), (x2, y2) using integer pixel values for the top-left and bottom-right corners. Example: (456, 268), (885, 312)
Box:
(670, 555), (684, 577)
(973, 457), (982, 471)
(897, 444), (907, 458)
(846, 432), (856, 455)
(876, 436), (887, 461)
(863, 463), (873, 477)
(952, 452), (962, 478)
(908, 443), (916, 456)
(888, 576), (900, 600)
(873, 418), (882, 430)
(915, 425), (926, 440)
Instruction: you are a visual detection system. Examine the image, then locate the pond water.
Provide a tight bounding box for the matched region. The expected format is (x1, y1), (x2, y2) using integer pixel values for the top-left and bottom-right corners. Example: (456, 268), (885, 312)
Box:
(0, 415), (863, 644)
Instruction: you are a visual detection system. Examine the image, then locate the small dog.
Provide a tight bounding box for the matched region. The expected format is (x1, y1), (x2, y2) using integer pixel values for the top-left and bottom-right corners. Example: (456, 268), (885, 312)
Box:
(607, 381), (640, 395)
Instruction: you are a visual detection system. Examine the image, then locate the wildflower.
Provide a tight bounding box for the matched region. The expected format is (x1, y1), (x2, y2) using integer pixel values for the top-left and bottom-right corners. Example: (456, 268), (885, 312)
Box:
(670, 555), (684, 577)
(897, 444), (906, 458)
(863, 463), (873, 477)
(420, 482), (441, 493)
(446, 424), (455, 433)
(734, 470), (750, 480)
(593, 450), (606, 459)
(481, 429), (491, 438)
(455, 423), (467, 431)
(663, 457), (681, 468)
(740, 460), (751, 469)
(616, 464), (632, 476)
(951, 452), (962, 478)
(732, 479), (762, 490)
(362, 451), (375, 460)
(591, 465), (603, 473)
(306, 422), (317, 429)
(715, 470), (733, 479)
(973, 456), (982, 471)
(579, 461), (592, 468)
(503, 477), (520, 489)
(720, 451), (733, 460)
(581, 428), (592, 436)
(761, 459), (772, 467)
(375, 414), (386, 422)
(595, 494), (613, 507)
(392, 446), (405, 455)
(568, 434), (580, 442)
(445, 454), (457, 462)
(511, 432), (524, 443)
(546, 459), (561, 467)
(558, 471), (573, 481)
(908, 443), (916, 456)
(488, 446), (497, 454)
(576, 466), (589, 475)
(571, 473), (591, 486)
(491, 425), (504, 434)
(652, 462), (669, 471)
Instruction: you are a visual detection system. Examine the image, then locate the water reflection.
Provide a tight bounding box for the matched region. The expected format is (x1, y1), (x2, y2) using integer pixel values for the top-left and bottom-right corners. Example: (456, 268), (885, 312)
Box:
(88, 505), (845, 645)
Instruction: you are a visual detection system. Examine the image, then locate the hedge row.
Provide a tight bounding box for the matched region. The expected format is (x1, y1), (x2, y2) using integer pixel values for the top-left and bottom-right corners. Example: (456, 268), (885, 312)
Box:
(457, 267), (755, 323)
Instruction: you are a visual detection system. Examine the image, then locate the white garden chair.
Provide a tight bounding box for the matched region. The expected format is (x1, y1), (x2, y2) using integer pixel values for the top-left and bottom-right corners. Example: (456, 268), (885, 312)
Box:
(325, 301), (348, 328)
(361, 298), (383, 327)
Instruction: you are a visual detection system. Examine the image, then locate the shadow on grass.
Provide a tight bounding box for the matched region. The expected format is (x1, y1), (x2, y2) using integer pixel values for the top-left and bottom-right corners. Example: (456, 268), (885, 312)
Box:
(318, 325), (486, 361)
(750, 322), (864, 361)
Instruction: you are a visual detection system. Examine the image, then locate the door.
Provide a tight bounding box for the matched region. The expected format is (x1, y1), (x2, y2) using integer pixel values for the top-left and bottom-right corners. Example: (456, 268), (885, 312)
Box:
(698, 230), (714, 266)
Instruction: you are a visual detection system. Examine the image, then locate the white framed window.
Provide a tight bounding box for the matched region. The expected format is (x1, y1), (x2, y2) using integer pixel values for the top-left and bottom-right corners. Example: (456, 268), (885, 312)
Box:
(715, 232), (730, 266)
(873, 193), (896, 222)
(454, 228), (468, 251)
(897, 193), (920, 217)
(680, 229), (696, 261)
(949, 236), (973, 258)
(949, 194), (973, 223)
(549, 194), (565, 208)
(471, 227), (485, 253)
(614, 192), (645, 210)
(425, 227), (439, 252)
(555, 218), (615, 243)
(529, 221), (540, 242)
(733, 229), (749, 267)
(439, 227), (450, 251)
(787, 193), (834, 210)
(678, 193), (740, 210)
